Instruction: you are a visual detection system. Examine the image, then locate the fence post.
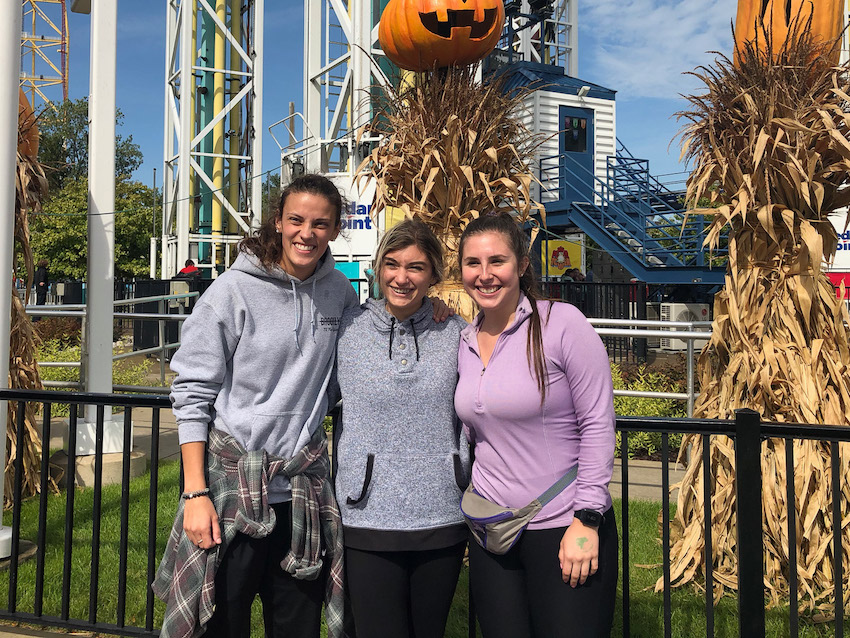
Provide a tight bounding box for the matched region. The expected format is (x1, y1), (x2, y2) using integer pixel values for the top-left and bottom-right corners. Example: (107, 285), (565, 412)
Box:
(734, 408), (765, 637)
(635, 282), (647, 362)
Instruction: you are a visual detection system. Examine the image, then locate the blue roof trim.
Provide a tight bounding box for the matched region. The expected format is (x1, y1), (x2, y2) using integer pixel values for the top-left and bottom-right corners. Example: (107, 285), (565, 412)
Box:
(493, 61), (616, 101)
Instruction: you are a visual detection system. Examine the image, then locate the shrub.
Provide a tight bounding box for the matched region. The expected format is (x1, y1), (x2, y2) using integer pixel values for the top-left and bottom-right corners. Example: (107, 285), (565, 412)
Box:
(611, 363), (686, 459)
(33, 317), (82, 348)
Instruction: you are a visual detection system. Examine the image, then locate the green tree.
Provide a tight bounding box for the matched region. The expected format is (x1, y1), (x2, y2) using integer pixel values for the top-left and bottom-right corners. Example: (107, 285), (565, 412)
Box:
(30, 178), (161, 280)
(37, 98), (144, 191)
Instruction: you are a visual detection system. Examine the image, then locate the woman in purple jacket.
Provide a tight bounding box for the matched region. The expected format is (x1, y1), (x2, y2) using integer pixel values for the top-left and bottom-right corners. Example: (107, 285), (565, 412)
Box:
(455, 213), (618, 638)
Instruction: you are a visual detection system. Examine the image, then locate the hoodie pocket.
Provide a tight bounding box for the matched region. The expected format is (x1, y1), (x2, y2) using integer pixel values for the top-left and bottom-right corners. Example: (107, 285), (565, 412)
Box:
(346, 453), (375, 506)
(453, 453), (470, 491)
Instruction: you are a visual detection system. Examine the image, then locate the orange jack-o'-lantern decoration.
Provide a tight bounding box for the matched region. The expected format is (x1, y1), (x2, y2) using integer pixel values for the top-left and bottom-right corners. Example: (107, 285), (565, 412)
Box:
(17, 89), (38, 158)
(733, 0), (843, 65)
(379, 0), (505, 72)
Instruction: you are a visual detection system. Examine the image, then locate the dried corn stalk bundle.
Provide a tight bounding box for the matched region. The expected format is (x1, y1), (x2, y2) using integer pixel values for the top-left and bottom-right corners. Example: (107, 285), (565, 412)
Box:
(664, 26), (850, 616)
(7, 140), (52, 507)
(356, 66), (544, 318)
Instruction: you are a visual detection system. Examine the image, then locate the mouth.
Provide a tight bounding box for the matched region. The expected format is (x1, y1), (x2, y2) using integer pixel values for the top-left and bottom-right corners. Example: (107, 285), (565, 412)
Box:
(389, 286), (416, 297)
(293, 242), (316, 255)
(476, 285), (502, 295)
(419, 8), (499, 40)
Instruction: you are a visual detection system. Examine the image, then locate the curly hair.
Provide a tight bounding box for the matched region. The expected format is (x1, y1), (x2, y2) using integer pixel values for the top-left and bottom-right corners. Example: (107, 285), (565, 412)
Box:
(240, 174), (344, 269)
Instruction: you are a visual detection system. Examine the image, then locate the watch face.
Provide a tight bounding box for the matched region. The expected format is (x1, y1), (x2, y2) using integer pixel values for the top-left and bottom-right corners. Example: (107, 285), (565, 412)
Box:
(578, 509), (602, 527)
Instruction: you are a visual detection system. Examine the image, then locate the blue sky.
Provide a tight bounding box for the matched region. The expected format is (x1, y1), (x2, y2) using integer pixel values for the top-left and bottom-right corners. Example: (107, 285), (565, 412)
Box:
(59, 0), (737, 190)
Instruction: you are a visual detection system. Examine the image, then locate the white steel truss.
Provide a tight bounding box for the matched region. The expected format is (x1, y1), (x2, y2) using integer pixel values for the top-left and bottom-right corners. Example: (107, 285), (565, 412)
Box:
(161, 0), (264, 278)
(20, 0), (69, 110)
(290, 1), (576, 182)
(289, 0), (388, 177)
(502, 1), (577, 76)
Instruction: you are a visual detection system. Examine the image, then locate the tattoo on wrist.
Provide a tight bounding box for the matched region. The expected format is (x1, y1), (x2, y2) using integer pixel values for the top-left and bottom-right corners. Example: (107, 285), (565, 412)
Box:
(577, 536), (588, 549)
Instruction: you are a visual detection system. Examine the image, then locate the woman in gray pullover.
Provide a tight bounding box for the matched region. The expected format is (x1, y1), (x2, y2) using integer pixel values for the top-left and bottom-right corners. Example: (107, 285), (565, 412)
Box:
(167, 175), (357, 638)
(334, 220), (470, 638)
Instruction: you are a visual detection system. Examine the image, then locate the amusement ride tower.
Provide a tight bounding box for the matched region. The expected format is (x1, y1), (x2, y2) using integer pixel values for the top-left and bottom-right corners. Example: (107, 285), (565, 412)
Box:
(161, 0), (264, 278)
(20, 0), (69, 109)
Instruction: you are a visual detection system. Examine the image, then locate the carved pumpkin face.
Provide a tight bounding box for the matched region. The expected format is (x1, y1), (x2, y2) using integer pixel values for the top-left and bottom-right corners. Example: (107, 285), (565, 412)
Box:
(733, 0), (843, 65)
(379, 0), (506, 72)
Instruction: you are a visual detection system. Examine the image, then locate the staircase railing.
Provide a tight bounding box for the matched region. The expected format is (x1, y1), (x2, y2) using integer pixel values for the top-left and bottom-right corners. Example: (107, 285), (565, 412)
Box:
(539, 150), (726, 271)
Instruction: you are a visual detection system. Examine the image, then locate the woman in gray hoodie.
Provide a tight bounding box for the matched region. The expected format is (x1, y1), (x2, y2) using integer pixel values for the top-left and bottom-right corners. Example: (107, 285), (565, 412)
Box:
(334, 220), (469, 638)
(165, 175), (357, 638)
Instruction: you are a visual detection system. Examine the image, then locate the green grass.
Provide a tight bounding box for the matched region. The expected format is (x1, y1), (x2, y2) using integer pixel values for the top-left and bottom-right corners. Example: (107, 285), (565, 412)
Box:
(0, 467), (838, 637)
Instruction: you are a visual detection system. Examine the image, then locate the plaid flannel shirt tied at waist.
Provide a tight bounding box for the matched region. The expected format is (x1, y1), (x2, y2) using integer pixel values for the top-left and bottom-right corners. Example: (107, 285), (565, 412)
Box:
(152, 425), (345, 638)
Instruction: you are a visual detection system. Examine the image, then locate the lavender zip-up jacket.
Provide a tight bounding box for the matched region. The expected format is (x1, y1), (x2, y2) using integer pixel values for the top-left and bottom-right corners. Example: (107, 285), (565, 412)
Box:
(455, 294), (615, 530)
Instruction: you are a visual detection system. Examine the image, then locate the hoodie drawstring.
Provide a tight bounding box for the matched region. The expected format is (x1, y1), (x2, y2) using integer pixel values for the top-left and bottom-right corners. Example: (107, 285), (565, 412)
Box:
(310, 278), (317, 342)
(409, 319), (420, 361)
(388, 317), (396, 359)
(290, 279), (302, 354)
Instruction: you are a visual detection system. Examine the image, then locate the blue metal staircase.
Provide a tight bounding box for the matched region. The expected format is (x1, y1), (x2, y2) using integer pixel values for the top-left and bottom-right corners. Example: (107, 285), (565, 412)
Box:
(540, 140), (726, 284)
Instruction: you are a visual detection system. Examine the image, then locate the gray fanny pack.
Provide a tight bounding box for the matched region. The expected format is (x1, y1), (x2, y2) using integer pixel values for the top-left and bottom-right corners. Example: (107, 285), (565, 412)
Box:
(460, 463), (579, 555)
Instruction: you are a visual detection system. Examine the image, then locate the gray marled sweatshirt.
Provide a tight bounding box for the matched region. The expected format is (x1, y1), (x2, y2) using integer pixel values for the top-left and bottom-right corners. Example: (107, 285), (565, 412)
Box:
(334, 298), (469, 549)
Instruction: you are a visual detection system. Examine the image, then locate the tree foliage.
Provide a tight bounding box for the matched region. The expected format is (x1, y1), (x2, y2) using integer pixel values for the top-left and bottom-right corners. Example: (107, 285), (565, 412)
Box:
(30, 178), (160, 280)
(37, 98), (144, 191)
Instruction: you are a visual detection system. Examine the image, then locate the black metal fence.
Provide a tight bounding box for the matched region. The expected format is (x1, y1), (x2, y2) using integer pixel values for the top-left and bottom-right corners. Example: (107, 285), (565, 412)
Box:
(0, 388), (846, 637)
(543, 281), (648, 362)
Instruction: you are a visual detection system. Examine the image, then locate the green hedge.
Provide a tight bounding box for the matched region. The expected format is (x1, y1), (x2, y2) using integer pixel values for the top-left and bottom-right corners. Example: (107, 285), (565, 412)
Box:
(611, 363), (685, 459)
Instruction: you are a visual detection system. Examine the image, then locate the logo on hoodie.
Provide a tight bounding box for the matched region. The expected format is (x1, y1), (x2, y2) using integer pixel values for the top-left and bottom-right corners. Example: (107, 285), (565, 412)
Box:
(321, 316), (341, 332)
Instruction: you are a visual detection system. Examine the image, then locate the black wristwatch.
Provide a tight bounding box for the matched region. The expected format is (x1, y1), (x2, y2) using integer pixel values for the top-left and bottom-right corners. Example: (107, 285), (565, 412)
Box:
(574, 509), (603, 528)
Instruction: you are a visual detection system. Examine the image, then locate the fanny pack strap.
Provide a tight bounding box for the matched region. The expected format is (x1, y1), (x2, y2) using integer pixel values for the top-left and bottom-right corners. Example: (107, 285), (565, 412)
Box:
(535, 463), (579, 507)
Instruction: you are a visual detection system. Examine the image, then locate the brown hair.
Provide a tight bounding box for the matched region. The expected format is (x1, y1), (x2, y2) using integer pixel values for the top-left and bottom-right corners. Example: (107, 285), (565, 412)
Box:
(240, 174), (344, 269)
(459, 213), (551, 401)
(373, 219), (445, 292)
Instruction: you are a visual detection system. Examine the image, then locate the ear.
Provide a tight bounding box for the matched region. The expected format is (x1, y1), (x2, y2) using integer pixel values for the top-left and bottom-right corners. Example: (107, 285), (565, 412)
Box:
(330, 224), (341, 241)
(519, 255), (530, 276)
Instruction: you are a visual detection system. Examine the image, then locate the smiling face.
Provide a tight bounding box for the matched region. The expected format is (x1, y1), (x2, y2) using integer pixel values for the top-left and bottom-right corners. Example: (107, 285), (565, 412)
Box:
(276, 191), (340, 280)
(379, 244), (436, 321)
(461, 230), (529, 317)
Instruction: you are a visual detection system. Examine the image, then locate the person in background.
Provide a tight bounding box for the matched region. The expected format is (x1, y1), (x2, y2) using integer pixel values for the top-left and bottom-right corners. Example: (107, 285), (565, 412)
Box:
(34, 259), (49, 305)
(334, 219), (469, 638)
(455, 213), (618, 638)
(175, 258), (201, 280)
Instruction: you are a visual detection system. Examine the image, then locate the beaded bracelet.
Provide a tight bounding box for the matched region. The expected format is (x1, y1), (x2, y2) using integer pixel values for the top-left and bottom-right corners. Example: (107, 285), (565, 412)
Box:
(181, 488), (211, 500)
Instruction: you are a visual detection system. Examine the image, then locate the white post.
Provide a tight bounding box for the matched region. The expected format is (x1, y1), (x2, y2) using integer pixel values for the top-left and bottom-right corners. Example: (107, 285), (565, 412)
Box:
(0, 1), (25, 558)
(249, 0), (264, 231)
(83, 0), (120, 443)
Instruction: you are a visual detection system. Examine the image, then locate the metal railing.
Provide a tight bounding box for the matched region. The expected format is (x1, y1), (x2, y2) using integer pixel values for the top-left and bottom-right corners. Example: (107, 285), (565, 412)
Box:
(27, 292), (197, 393)
(0, 389), (845, 637)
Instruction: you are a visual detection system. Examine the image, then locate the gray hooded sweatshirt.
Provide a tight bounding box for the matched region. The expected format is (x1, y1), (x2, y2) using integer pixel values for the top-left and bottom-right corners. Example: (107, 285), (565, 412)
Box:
(170, 250), (358, 503)
(334, 298), (470, 550)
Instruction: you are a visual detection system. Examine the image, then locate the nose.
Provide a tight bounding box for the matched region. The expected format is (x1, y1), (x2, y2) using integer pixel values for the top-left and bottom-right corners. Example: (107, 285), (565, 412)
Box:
(479, 263), (493, 281)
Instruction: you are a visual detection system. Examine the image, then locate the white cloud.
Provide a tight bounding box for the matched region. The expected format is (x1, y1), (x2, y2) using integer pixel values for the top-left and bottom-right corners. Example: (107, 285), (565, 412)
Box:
(578, 0), (738, 100)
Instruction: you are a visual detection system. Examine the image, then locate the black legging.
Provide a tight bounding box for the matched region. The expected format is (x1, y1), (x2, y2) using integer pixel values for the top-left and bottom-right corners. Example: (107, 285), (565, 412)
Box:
(345, 541), (467, 638)
(468, 509), (618, 638)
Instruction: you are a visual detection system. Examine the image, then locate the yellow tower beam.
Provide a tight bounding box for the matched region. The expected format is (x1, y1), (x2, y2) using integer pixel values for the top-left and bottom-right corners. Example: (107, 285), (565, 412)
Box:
(20, 0), (69, 110)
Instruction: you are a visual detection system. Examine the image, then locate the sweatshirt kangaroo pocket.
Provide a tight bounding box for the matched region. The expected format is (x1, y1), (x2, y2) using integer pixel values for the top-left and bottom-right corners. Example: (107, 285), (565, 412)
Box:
(340, 452), (466, 530)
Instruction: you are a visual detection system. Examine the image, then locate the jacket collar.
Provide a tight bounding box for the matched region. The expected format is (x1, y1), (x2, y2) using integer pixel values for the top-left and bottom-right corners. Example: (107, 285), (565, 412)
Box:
(460, 292), (532, 346)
